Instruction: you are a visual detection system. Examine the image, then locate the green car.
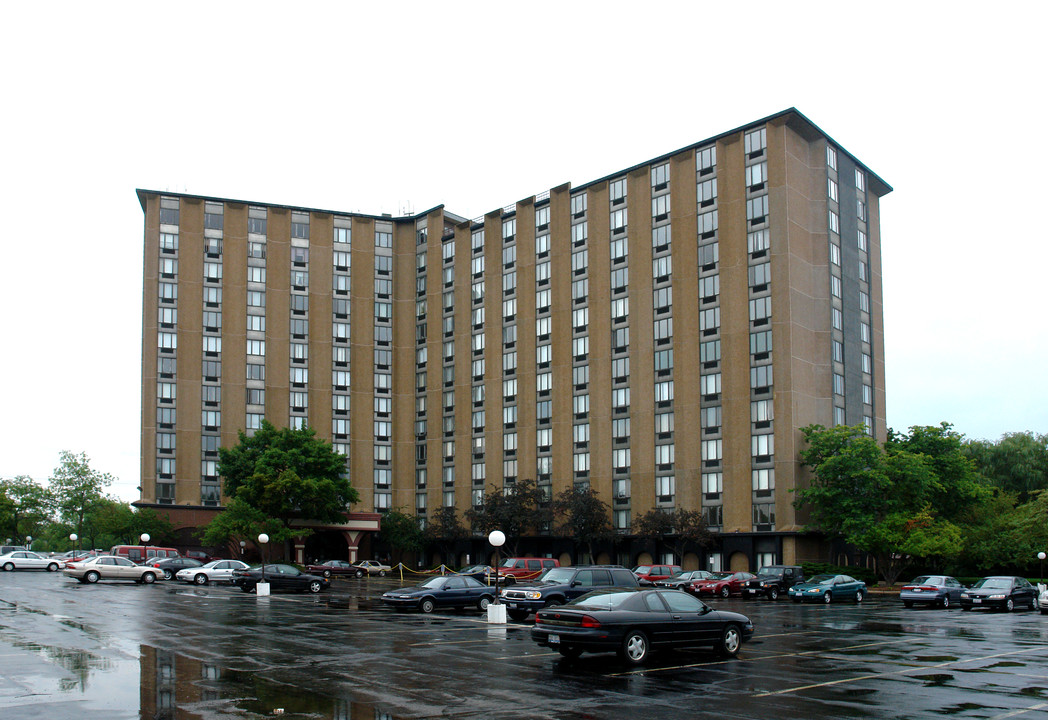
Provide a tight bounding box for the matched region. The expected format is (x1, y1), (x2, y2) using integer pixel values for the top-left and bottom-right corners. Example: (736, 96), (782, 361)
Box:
(788, 574), (866, 604)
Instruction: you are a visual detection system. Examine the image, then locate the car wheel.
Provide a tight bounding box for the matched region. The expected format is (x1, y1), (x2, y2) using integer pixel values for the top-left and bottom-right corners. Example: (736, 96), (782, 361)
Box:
(823, 592), (833, 604)
(355, 569), (364, 578)
(1031, 596), (1039, 611)
(503, 577), (515, 586)
(508, 609), (529, 621)
(558, 646), (583, 660)
(47, 563), (59, 572)
(904, 601), (914, 608)
(941, 596), (950, 609)
(620, 630), (649, 665)
(323, 570), (331, 578)
(194, 574), (208, 586)
(308, 581), (323, 594)
(241, 584), (255, 593)
(379, 570), (387, 577)
(717, 623), (743, 657)
(85, 571), (100, 584)
(720, 586), (730, 598)
(142, 572), (157, 584)
(768, 587), (779, 601)
(420, 598), (436, 614)
(477, 596), (492, 611)
(163, 569), (174, 580)
(1006, 598), (1015, 612)
(855, 590), (864, 603)
(2, 563), (13, 572)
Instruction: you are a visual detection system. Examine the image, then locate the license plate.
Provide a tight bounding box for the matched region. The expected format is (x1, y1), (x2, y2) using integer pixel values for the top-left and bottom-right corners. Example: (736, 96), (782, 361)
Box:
(973, 598), (981, 604)
(548, 634), (560, 645)
(913, 589), (921, 593)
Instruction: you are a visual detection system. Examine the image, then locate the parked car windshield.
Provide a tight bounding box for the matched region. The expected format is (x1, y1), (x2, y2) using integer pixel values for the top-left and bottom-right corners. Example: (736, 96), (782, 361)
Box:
(974, 578), (1012, 589)
(809, 574), (837, 585)
(420, 576), (450, 589)
(633, 566), (652, 574)
(911, 576), (944, 585)
(571, 590), (635, 610)
(538, 568), (577, 584)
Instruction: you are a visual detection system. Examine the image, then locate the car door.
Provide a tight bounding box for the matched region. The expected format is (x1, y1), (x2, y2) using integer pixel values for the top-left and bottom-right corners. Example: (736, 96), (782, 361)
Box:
(945, 577), (963, 603)
(656, 590), (711, 646)
(113, 557), (140, 580)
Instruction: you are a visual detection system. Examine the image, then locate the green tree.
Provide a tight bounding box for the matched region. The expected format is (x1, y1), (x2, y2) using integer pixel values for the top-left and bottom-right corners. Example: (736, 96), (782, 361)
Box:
(423, 506), (467, 567)
(49, 451), (114, 540)
(214, 421), (359, 555)
(965, 432), (1048, 500)
(552, 486), (613, 563)
(377, 509), (423, 566)
(201, 497), (283, 553)
(795, 424), (966, 584)
(0, 475), (52, 541)
(632, 508), (713, 565)
(464, 479), (549, 557)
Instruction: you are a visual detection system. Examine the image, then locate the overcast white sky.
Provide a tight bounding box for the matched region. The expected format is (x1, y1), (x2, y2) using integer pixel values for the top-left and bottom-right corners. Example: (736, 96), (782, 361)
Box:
(1, 2), (1045, 503)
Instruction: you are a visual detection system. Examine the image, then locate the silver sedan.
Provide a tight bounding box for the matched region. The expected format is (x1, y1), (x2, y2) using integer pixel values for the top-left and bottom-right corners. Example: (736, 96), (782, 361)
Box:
(175, 559), (250, 585)
(0, 551), (61, 572)
(62, 555), (159, 584)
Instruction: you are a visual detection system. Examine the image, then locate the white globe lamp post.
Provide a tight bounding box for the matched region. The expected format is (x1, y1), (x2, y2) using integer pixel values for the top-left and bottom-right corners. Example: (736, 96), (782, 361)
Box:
(70, 533), (79, 556)
(487, 530), (507, 623)
(257, 533), (271, 596)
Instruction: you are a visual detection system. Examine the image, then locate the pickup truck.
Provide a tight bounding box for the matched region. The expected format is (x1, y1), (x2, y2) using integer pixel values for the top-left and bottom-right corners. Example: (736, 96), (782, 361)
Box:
(743, 565), (805, 600)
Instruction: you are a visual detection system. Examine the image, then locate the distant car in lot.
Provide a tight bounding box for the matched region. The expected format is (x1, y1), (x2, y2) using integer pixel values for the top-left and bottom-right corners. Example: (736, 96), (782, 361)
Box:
(352, 560), (392, 577)
(62, 555), (160, 584)
(960, 576), (1038, 612)
(530, 588), (754, 665)
(142, 557), (204, 580)
(184, 550), (220, 564)
(788, 574), (866, 604)
(306, 560), (359, 578)
(231, 564), (329, 594)
(175, 559), (250, 585)
(381, 575), (496, 613)
(654, 570), (716, 589)
(743, 565), (806, 600)
(0, 551), (61, 572)
(899, 575), (966, 608)
(633, 564), (682, 585)
(456, 565), (497, 584)
(496, 557), (559, 584)
(1038, 583), (1048, 615)
(500, 565), (639, 621)
(692, 571), (757, 598)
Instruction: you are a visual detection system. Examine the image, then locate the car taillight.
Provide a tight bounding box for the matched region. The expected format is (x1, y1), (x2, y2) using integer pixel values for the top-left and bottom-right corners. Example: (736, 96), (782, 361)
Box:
(901, 586), (914, 591)
(534, 615), (544, 625)
(920, 586), (937, 592)
(580, 615), (602, 629)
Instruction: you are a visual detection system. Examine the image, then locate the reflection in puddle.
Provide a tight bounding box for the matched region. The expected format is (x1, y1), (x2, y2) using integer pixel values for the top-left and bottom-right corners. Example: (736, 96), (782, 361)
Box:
(140, 645), (395, 719)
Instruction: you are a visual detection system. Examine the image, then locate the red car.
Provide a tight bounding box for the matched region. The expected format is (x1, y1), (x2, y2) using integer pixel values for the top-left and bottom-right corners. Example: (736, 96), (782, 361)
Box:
(633, 564), (682, 585)
(691, 571), (757, 598)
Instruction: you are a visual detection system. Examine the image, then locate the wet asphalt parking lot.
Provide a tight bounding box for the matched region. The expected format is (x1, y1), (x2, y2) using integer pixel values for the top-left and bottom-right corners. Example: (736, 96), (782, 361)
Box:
(2, 570), (1048, 719)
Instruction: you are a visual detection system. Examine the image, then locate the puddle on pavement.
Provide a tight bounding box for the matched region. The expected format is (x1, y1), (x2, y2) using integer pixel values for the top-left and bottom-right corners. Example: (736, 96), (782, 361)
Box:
(33, 642), (401, 719)
(913, 673), (954, 686)
(915, 656), (958, 663)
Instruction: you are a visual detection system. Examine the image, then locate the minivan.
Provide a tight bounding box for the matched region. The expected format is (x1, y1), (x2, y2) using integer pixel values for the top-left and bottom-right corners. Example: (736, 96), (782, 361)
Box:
(110, 545), (181, 563)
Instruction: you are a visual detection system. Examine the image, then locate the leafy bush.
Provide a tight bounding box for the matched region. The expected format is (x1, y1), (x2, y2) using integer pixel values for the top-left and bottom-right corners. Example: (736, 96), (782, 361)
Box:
(802, 562), (878, 584)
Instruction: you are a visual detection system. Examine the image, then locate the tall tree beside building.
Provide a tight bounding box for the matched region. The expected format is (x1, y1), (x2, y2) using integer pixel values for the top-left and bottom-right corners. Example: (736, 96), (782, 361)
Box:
(553, 486), (613, 563)
(213, 421), (359, 553)
(464, 479), (549, 558)
(0, 475), (51, 541)
(49, 451), (113, 540)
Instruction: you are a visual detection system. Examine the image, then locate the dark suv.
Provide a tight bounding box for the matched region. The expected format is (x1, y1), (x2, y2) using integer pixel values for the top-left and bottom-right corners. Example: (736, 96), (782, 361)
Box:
(744, 565), (805, 600)
(501, 565), (639, 621)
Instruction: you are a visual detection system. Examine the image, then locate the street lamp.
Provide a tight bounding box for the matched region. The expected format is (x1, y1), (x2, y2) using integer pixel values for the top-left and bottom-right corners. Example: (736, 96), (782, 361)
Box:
(239, 540), (246, 559)
(1038, 551), (1045, 582)
(140, 533), (150, 545)
(25, 536), (32, 550)
(487, 530), (506, 623)
(70, 533), (79, 556)
(255, 532), (268, 595)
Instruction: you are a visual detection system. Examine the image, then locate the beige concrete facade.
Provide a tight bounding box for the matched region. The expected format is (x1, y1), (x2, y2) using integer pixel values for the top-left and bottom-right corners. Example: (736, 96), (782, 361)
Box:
(137, 109), (890, 569)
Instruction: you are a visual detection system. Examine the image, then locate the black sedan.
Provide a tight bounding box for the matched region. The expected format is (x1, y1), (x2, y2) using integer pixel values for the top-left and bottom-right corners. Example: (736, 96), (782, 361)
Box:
(960, 576), (1039, 612)
(231, 564), (329, 594)
(900, 575), (966, 608)
(142, 557), (204, 580)
(305, 559), (358, 578)
(531, 588), (754, 665)
(381, 575), (496, 613)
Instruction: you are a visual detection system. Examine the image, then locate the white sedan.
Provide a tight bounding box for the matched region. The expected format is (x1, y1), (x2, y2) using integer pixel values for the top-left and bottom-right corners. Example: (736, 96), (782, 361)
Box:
(63, 555), (159, 584)
(175, 559), (249, 585)
(0, 551), (61, 572)
(1039, 583), (1047, 615)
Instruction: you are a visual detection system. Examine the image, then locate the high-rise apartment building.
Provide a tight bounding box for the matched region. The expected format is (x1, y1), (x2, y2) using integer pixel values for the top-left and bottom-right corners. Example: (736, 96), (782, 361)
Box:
(137, 109), (890, 570)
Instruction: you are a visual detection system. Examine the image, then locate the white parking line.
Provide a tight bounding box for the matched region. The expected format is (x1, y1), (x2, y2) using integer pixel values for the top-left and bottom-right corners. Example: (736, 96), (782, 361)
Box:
(990, 702), (1048, 719)
(754, 646), (1044, 697)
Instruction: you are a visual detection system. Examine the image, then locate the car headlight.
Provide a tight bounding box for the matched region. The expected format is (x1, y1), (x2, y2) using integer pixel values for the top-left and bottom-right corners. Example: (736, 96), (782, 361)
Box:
(961, 593), (969, 598)
(989, 594), (1006, 600)
(524, 591), (542, 600)
(807, 588), (820, 593)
